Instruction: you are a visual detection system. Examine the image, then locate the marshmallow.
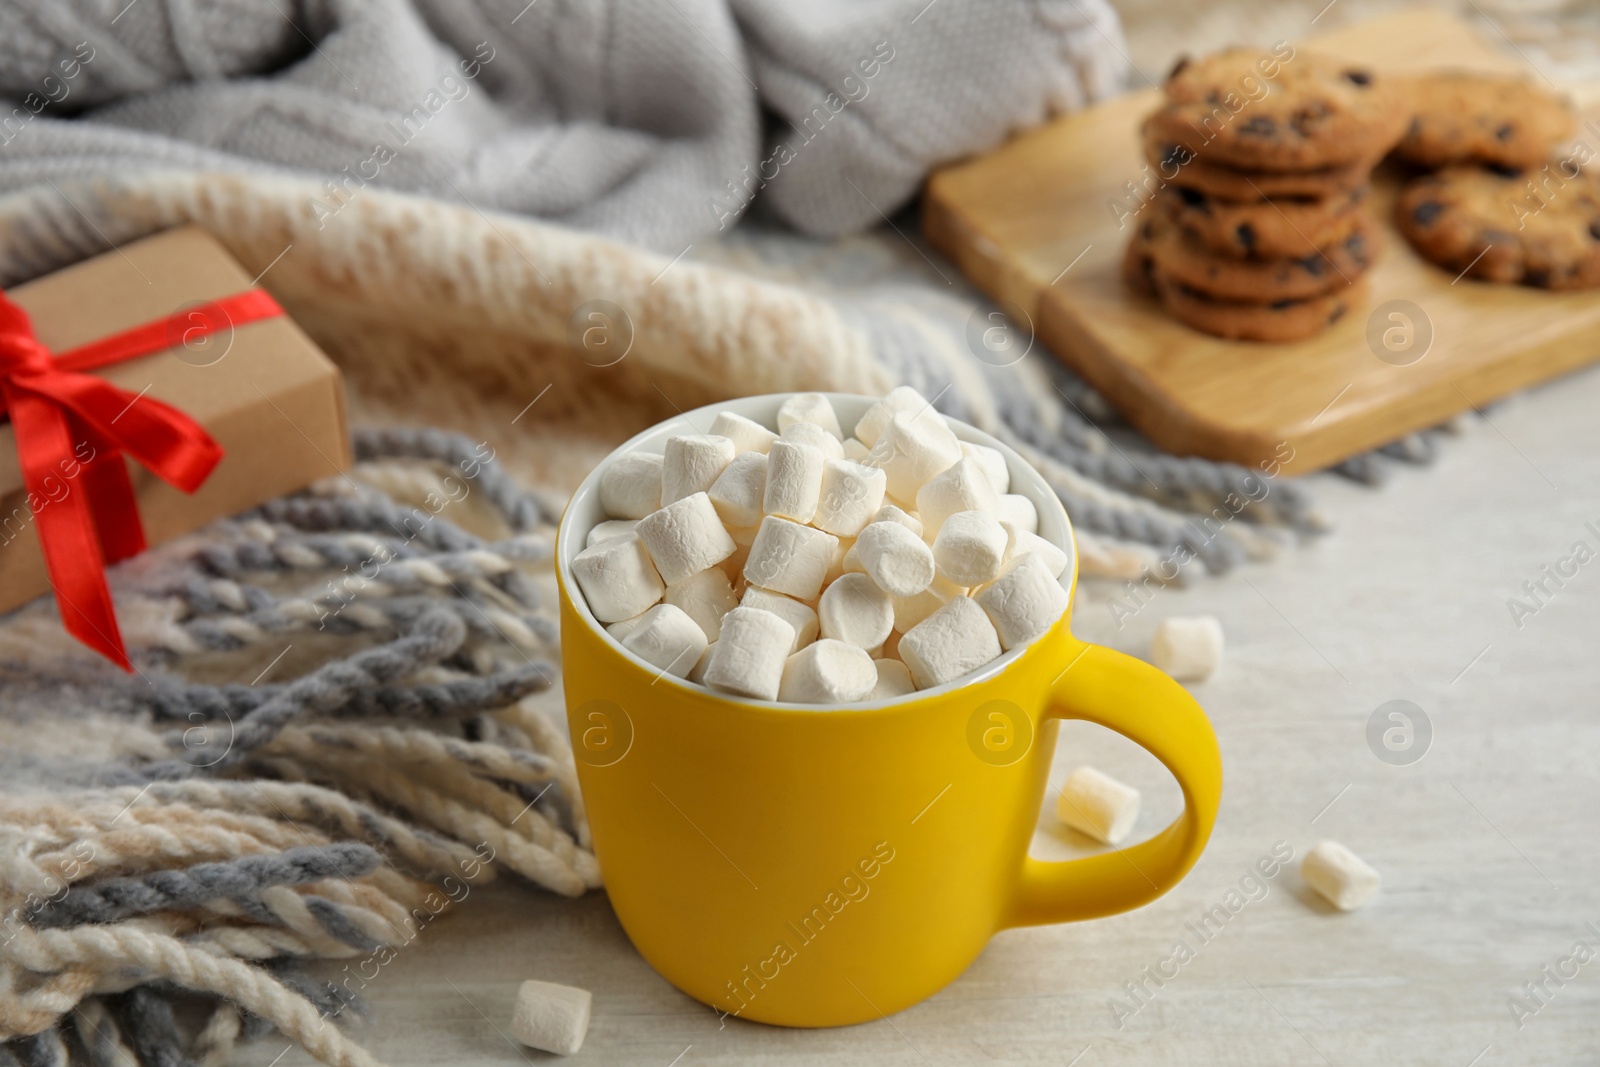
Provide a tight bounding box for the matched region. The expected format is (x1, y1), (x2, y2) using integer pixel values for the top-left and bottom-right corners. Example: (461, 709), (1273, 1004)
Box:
(854, 519), (936, 597)
(814, 459), (887, 537)
(1002, 521), (1070, 578)
(710, 410), (779, 454)
(891, 575), (965, 634)
(780, 420), (844, 460)
(932, 510), (1008, 586)
(1150, 616), (1224, 682)
(708, 451), (768, 528)
(635, 492), (736, 585)
(778, 639), (877, 704)
(662, 434), (736, 505)
(975, 554), (1070, 650)
(572, 536), (664, 623)
(606, 612), (648, 642)
(702, 607), (796, 700)
(743, 516), (839, 601)
(869, 657), (915, 700)
(621, 603), (709, 678)
(853, 385), (929, 447)
(741, 586), (819, 653)
(510, 979), (591, 1056)
(817, 572), (894, 650)
(915, 456), (1000, 533)
(872, 504), (923, 537)
(823, 537), (851, 587)
(777, 393), (843, 438)
(665, 567), (740, 642)
(997, 493), (1039, 534)
(898, 596), (1002, 690)
(586, 519), (639, 548)
(763, 439), (825, 523)
(689, 641), (716, 683)
(842, 437), (870, 462)
(867, 409), (962, 503)
(1055, 766), (1140, 845)
(1302, 841), (1380, 911)
(599, 452), (663, 519)
(961, 441), (1011, 494)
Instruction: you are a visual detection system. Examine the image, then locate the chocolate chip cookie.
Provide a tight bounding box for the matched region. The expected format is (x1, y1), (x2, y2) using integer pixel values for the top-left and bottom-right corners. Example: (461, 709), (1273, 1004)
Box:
(1140, 211), (1377, 302)
(1392, 70), (1576, 170)
(1160, 184), (1369, 259)
(1144, 124), (1382, 201)
(1150, 47), (1409, 172)
(1398, 164), (1600, 289)
(1126, 225), (1367, 342)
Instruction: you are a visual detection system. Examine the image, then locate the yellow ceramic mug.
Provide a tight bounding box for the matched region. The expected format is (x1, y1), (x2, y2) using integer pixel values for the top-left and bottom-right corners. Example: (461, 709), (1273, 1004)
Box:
(555, 393), (1222, 1027)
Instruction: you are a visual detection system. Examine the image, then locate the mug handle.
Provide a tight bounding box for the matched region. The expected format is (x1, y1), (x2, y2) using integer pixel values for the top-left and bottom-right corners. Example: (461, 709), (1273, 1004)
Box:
(1003, 637), (1223, 928)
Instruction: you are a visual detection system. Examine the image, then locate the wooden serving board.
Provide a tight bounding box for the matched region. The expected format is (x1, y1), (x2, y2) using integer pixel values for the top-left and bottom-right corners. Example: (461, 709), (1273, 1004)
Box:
(924, 9), (1600, 475)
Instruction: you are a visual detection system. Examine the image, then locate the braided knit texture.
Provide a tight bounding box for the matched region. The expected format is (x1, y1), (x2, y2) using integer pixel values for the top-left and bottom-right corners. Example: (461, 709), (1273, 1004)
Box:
(0, 431), (592, 1067)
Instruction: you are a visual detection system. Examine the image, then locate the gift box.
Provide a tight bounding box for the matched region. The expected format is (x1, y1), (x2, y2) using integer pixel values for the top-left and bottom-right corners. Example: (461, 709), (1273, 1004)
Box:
(0, 226), (351, 665)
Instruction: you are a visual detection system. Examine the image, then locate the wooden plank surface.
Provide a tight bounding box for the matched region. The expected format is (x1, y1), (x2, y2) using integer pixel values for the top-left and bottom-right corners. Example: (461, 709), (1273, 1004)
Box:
(237, 363), (1600, 1066)
(923, 9), (1600, 475)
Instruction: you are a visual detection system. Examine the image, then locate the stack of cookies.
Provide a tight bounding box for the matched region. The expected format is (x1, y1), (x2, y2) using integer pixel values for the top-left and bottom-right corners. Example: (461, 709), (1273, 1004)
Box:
(1392, 71), (1593, 289)
(1127, 48), (1409, 342)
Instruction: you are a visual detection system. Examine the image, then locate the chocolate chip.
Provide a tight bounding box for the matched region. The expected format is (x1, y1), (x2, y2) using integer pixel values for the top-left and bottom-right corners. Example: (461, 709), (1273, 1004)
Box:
(1161, 144), (1189, 169)
(1240, 116), (1277, 138)
(1167, 56), (1190, 81)
(1412, 201), (1443, 226)
(1486, 162), (1523, 179)
(1235, 223), (1256, 253)
(1178, 186), (1207, 208)
(1270, 298), (1296, 310)
(1329, 304), (1348, 324)
(1590, 221), (1600, 241)
(1290, 104), (1331, 137)
(1347, 232), (1368, 264)
(1524, 268), (1550, 288)
(1495, 123), (1514, 142)
(1343, 69), (1372, 87)
(1298, 253), (1325, 276)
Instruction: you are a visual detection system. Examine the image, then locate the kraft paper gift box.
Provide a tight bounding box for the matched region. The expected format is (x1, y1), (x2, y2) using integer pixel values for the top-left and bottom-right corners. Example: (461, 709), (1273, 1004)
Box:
(0, 226), (350, 663)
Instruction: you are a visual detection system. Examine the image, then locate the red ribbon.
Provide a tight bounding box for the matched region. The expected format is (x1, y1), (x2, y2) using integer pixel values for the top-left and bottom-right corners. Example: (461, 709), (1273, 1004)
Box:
(0, 288), (284, 670)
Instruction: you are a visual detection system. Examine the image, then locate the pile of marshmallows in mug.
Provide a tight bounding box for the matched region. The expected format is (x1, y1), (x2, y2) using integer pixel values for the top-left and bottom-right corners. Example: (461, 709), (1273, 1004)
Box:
(571, 388), (1071, 704)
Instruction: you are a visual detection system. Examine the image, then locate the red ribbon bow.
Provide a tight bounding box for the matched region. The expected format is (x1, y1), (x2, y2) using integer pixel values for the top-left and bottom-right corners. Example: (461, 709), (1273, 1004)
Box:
(0, 287), (284, 669)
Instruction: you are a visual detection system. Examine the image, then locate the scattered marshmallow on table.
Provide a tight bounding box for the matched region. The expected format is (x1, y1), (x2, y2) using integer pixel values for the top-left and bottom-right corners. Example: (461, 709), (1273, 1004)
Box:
(868, 409), (961, 503)
(572, 536), (664, 623)
(1301, 841), (1380, 911)
(853, 385), (928, 447)
(510, 979), (591, 1056)
(708, 451), (767, 528)
(814, 459), (887, 537)
(743, 515), (839, 601)
(635, 492), (736, 586)
(621, 603), (708, 678)
(854, 519), (936, 597)
(665, 567), (739, 642)
(764, 439), (826, 523)
(780, 419), (844, 460)
(777, 392), (843, 438)
(817, 572), (894, 650)
(586, 519), (639, 548)
(711, 410), (778, 454)
(741, 586), (819, 653)
(702, 607), (796, 700)
(1150, 615), (1224, 682)
(1055, 766), (1140, 846)
(598, 452), (662, 520)
(976, 554), (1071, 650)
(869, 657), (915, 700)
(897, 596), (1003, 690)
(917, 457), (1000, 533)
(662, 434), (736, 505)
(933, 510), (1008, 587)
(778, 638), (877, 703)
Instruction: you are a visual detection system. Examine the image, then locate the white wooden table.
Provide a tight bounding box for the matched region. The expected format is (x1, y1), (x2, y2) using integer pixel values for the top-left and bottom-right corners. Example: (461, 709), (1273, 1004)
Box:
(237, 360), (1600, 1066)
